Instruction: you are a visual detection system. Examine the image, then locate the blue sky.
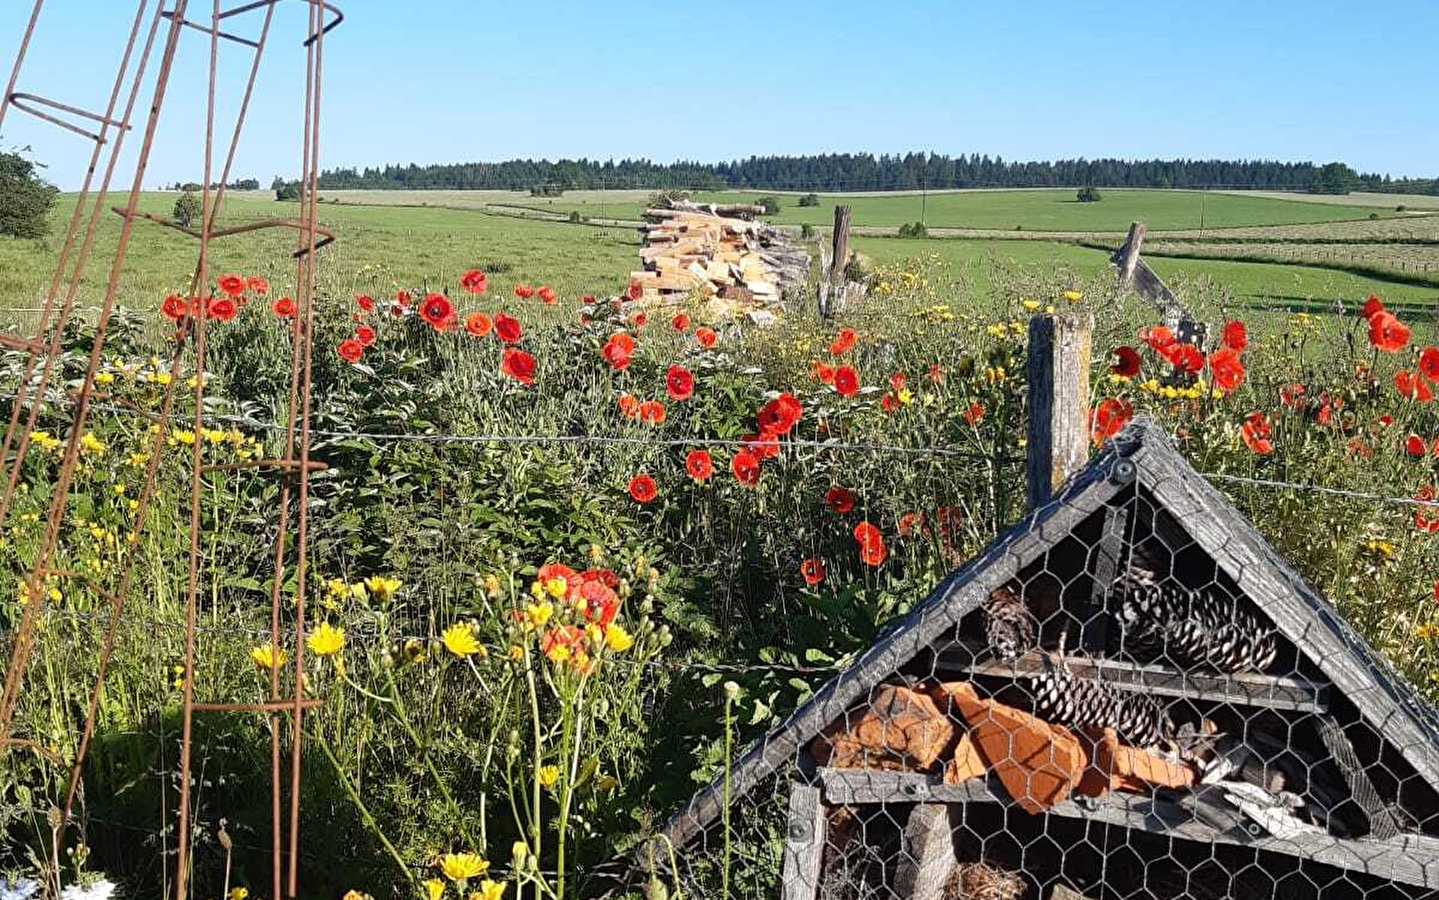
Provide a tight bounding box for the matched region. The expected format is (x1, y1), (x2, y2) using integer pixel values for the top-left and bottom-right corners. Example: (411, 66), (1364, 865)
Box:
(3, 1), (1435, 189)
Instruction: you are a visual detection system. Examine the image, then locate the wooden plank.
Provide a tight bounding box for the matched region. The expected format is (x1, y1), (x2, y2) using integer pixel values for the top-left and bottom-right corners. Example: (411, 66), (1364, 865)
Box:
(932, 644), (1329, 713)
(895, 804), (954, 900)
(1026, 313), (1093, 510)
(1080, 505), (1128, 654)
(780, 782), (826, 900)
(818, 768), (1439, 889)
(1318, 716), (1399, 839)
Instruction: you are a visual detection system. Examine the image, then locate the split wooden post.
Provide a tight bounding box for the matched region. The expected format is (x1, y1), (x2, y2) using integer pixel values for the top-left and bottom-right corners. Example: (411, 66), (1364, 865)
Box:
(1026, 313), (1093, 510)
(894, 803), (956, 900)
(1115, 221), (1146, 288)
(780, 781), (827, 900)
(830, 204), (852, 284)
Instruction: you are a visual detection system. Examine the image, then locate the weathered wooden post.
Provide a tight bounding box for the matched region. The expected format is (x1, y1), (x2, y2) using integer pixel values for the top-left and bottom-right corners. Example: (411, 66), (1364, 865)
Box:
(1026, 312), (1094, 510)
(819, 204), (853, 319)
(1115, 221), (1146, 288)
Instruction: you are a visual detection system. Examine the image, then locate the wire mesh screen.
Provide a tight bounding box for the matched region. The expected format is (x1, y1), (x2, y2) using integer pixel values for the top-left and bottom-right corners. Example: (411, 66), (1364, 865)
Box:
(650, 431), (1439, 900)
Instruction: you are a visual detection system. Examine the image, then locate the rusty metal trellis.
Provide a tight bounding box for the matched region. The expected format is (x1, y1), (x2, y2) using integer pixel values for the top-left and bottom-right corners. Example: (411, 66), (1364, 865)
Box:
(0, 1), (341, 897)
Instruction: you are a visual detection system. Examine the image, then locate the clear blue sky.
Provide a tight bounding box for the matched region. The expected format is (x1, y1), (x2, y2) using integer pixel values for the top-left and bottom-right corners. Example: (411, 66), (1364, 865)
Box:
(3, 0), (1435, 189)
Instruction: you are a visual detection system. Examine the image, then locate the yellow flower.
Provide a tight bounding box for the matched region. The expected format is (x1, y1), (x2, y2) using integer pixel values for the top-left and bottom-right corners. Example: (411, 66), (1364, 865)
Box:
(604, 624), (634, 653)
(349, 581), (369, 601)
(30, 430), (61, 451)
(1416, 623), (1439, 641)
(79, 432), (107, 455)
(250, 643), (287, 670)
(470, 881), (505, 900)
(171, 429), (196, 446)
(438, 851), (490, 883)
(95, 371), (115, 384)
(543, 577), (568, 599)
(584, 623), (603, 644)
(508, 645), (524, 661)
(364, 575), (402, 600)
(327, 578), (350, 600)
(483, 574), (501, 596)
(306, 621), (345, 656)
(537, 765), (559, 789)
(524, 601), (553, 629)
(441, 622), (481, 657)
(897, 387), (913, 405)
(1020, 299), (1040, 311)
(342, 892), (370, 900)
(1063, 290), (1082, 302)
(1361, 539), (1395, 561)
(546, 643), (572, 664)
(422, 878), (446, 900)
(229, 888), (249, 900)
(403, 638), (429, 663)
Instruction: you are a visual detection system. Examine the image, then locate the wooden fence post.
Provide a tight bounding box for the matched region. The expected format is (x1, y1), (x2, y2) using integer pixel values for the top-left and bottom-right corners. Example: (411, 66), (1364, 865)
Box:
(1026, 313), (1093, 510)
(820, 204), (853, 319)
(1115, 221), (1146, 288)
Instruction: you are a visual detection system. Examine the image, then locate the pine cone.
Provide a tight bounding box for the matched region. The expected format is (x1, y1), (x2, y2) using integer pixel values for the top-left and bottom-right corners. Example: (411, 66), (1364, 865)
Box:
(1113, 568), (1277, 674)
(1029, 652), (1174, 750)
(983, 586), (1037, 663)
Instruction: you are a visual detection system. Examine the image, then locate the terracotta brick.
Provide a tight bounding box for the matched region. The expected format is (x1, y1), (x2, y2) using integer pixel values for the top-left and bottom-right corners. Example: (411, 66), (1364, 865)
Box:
(943, 731), (987, 785)
(1078, 727), (1196, 795)
(810, 684), (956, 773)
(959, 696), (1085, 814)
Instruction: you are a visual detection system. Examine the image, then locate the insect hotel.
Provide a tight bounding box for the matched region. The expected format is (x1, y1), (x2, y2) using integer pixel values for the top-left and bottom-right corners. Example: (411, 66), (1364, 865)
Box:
(642, 320), (1439, 900)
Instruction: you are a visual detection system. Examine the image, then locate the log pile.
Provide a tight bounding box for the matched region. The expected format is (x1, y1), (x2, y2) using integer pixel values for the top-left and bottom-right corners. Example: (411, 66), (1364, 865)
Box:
(632, 199), (809, 313)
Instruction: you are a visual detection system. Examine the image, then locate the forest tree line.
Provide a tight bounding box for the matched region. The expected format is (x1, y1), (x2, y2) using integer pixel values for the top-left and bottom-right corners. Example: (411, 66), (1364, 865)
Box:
(310, 153), (1436, 195)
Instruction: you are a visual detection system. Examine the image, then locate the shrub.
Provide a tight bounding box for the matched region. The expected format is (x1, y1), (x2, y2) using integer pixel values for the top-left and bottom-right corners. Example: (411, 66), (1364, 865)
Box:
(897, 221), (928, 238)
(568, 210), (584, 223)
(755, 195), (780, 215)
(172, 189), (202, 227)
(797, 192), (820, 207)
(800, 223), (816, 240)
(1396, 205), (1407, 212)
(1076, 186), (1102, 202)
(531, 183), (565, 197)
(0, 150), (58, 239)
(275, 181), (301, 201)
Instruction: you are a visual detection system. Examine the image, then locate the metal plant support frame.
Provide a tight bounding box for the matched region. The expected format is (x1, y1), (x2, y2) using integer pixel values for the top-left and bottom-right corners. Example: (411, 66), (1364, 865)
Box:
(0, 2), (341, 897)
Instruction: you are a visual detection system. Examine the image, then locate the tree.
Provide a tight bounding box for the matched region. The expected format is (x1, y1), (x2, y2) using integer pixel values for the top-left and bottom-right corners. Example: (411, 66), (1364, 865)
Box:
(1311, 162), (1356, 195)
(275, 181), (301, 201)
(173, 189), (202, 227)
(797, 192), (820, 207)
(897, 221), (928, 238)
(1076, 186), (1102, 202)
(755, 196), (781, 215)
(0, 150), (59, 239)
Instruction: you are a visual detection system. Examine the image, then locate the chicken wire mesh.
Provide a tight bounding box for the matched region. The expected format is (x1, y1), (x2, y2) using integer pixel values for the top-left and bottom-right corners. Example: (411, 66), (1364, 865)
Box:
(644, 422), (1439, 900)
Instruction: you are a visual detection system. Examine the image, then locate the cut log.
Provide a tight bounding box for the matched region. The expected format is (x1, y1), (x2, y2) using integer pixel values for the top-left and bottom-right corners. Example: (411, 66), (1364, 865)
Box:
(894, 804), (955, 900)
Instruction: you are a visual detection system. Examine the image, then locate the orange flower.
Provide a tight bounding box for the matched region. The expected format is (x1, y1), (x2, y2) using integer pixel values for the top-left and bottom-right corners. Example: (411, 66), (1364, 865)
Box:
(731, 449), (761, 486)
(825, 486), (855, 514)
(465, 312), (493, 337)
(1240, 412), (1274, 455)
(665, 365), (694, 401)
(638, 400), (666, 424)
(1208, 348), (1245, 393)
(898, 512), (925, 539)
(695, 326), (717, 348)
(514, 283), (535, 299)
(602, 332), (634, 370)
(833, 366), (859, 397)
(627, 474), (657, 503)
(829, 328), (857, 356)
(494, 313), (522, 344)
(337, 338), (363, 363)
(809, 360), (835, 383)
(537, 285), (557, 305)
(853, 521), (886, 567)
(1089, 397), (1133, 447)
(800, 558), (825, 585)
(1368, 312), (1410, 353)
(272, 296), (297, 317)
(500, 348), (536, 385)
(460, 269), (488, 294)
(420, 293), (453, 329)
(962, 402), (984, 426)
(217, 274), (245, 298)
(685, 449), (713, 481)
(245, 276), (269, 295)
(1396, 370), (1435, 402)
(617, 394), (640, 419)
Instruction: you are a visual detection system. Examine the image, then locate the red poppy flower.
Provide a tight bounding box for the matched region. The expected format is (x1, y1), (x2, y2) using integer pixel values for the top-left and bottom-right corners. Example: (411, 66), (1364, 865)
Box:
(829, 328), (857, 356)
(810, 361), (836, 384)
(208, 297), (237, 321)
(671, 313), (691, 332)
(1162, 342), (1204, 374)
(1360, 294), (1386, 320)
(889, 372), (906, 392)
(217, 274), (245, 298)
(1089, 397), (1133, 447)
(1407, 435), (1429, 457)
(825, 486), (856, 514)
(494, 313), (522, 344)
(758, 393), (802, 435)
(1378, 414), (1395, 428)
(394, 290), (411, 308)
(742, 431), (781, 459)
(500, 348), (536, 385)
(962, 402), (985, 426)
(1396, 370), (1435, 402)
(245, 276), (269, 296)
(928, 363), (944, 383)
(1221, 320), (1248, 351)
(624, 280), (643, 302)
(685, 449), (712, 481)
(833, 366), (859, 397)
(695, 326), (717, 348)
(1111, 346), (1141, 378)
(1420, 347), (1439, 383)
(355, 324), (376, 347)
(1208, 348), (1246, 393)
(1315, 394), (1341, 426)
(631, 312), (648, 329)
(337, 338), (363, 363)
(898, 512), (925, 539)
(420, 293), (453, 329)
(1414, 486), (1439, 534)
(602, 333), (635, 370)
(161, 294), (188, 320)
(465, 312), (493, 337)
(617, 394), (639, 418)
(1139, 325), (1175, 350)
(579, 580), (619, 627)
(356, 294), (375, 313)
(1240, 412), (1274, 455)
(627, 473), (657, 503)
(537, 562), (578, 593)
(460, 269), (488, 294)
(1279, 383), (1306, 408)
(537, 285), (557, 305)
(731, 449), (761, 486)
(638, 400), (666, 424)
(271, 296), (297, 318)
(581, 295), (596, 306)
(514, 283), (535, 299)
(666, 365), (694, 401)
(1368, 312), (1411, 353)
(881, 393), (898, 413)
(800, 558), (825, 585)
(853, 521), (887, 567)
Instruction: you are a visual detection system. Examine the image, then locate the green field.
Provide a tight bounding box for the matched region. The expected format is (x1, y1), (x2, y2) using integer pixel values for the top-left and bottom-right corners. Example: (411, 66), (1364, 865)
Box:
(495, 187), (1409, 232)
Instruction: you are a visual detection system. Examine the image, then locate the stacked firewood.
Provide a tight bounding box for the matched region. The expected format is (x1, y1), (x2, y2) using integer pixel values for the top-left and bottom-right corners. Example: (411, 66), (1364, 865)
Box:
(632, 199), (809, 311)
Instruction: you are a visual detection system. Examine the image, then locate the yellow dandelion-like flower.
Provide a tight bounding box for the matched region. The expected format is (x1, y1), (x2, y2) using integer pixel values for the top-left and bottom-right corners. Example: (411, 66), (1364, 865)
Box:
(438, 851), (489, 882)
(1020, 299), (1040, 311)
(364, 575), (402, 600)
(79, 432), (107, 455)
(483, 573), (501, 596)
(156, 371), (173, 386)
(524, 601), (553, 629)
(229, 888), (249, 900)
(422, 878), (445, 900)
(1062, 290), (1082, 302)
(604, 624), (635, 653)
(441, 622), (481, 657)
(537, 765), (560, 789)
(508, 644), (524, 661)
(95, 371), (115, 384)
(250, 644), (287, 670)
(30, 430), (61, 451)
(306, 621), (345, 656)
(470, 880), (505, 900)
(543, 576), (568, 599)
